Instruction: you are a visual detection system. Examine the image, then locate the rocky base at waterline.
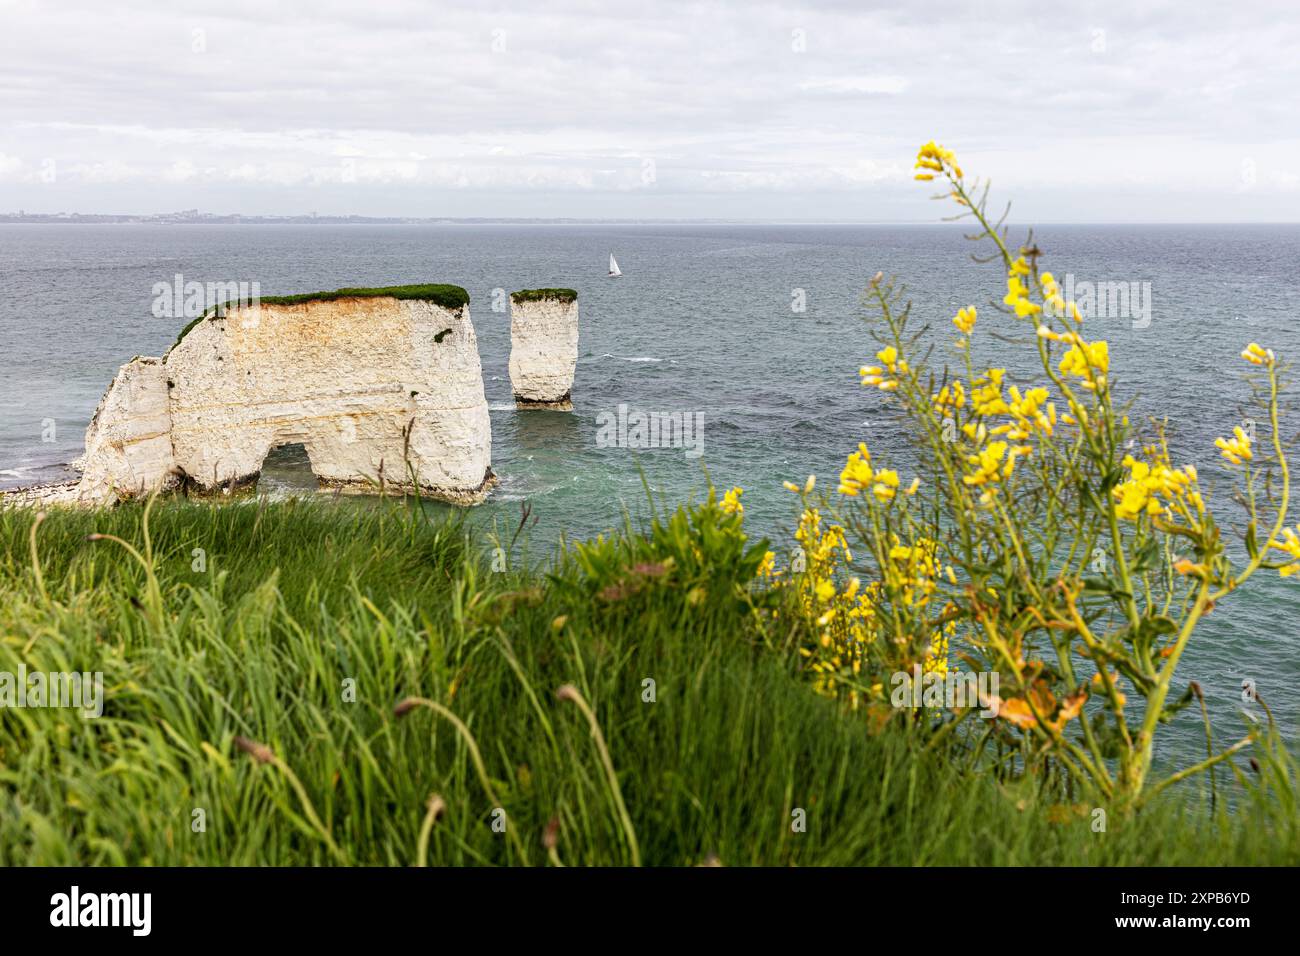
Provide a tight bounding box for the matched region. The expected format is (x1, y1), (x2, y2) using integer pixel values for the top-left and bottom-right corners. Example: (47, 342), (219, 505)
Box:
(315, 465), (498, 505)
(508, 289), (578, 410)
(2, 285), (496, 508)
(0, 479), (82, 507)
(513, 392), (573, 412)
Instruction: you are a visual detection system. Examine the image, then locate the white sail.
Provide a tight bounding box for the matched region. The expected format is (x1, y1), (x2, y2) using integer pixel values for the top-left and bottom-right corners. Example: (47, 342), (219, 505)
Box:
(608, 253), (622, 277)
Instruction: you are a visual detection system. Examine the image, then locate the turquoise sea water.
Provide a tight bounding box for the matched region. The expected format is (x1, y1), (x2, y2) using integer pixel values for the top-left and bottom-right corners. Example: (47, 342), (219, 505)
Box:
(1, 221), (1297, 771)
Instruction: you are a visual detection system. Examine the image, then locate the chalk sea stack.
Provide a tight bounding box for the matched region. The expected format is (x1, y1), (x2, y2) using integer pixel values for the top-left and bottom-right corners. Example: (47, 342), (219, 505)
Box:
(508, 289), (579, 410)
(68, 285), (496, 506)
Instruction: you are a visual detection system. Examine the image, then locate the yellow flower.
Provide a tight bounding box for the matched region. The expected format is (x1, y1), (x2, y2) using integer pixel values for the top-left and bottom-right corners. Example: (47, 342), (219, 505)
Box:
(924, 627), (950, 675)
(872, 469), (900, 501)
(1002, 269), (1043, 317)
(1003, 276), (1029, 307)
(971, 368), (1009, 416)
(863, 346), (904, 391)
(964, 441), (1009, 486)
(1241, 342), (1275, 367)
(720, 486), (744, 516)
(883, 535), (945, 609)
(953, 305), (977, 335)
(1040, 272), (1068, 315)
(1058, 338), (1109, 388)
(932, 379), (966, 413)
(1112, 453), (1200, 521)
(837, 443), (874, 496)
(961, 441), (1031, 486)
(1001, 385), (1055, 439)
(915, 141), (960, 179)
(1273, 526), (1300, 577)
(1215, 427), (1253, 465)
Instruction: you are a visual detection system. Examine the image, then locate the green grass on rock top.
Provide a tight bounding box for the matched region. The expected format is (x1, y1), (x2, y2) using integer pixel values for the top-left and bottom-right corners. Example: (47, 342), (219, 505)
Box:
(510, 288), (578, 303)
(173, 284), (470, 348)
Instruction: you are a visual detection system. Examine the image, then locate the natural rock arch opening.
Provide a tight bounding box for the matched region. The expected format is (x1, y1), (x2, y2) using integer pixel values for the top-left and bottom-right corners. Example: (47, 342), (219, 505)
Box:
(258, 441), (319, 493)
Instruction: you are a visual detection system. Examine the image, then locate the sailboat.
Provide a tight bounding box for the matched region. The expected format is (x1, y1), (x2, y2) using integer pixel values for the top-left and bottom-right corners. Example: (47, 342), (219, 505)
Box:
(608, 253), (622, 277)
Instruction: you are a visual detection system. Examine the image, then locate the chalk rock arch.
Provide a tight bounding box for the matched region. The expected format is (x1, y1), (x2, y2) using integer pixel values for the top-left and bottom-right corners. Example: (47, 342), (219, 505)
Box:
(75, 285), (496, 505)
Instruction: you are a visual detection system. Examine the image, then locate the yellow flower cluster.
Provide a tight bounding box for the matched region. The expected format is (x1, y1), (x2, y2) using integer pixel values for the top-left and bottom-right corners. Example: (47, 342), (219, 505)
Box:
(952, 305), (977, 335)
(1039, 325), (1110, 390)
(792, 524), (955, 702)
(861, 345), (905, 391)
(994, 385), (1056, 440)
(1002, 257), (1043, 318)
(720, 486), (744, 515)
(1112, 454), (1202, 521)
(1272, 527), (1300, 577)
(783, 475), (817, 494)
(914, 141), (962, 181)
(885, 536), (946, 609)
(884, 536), (952, 674)
(837, 441), (919, 502)
(1058, 338), (1109, 387)
(788, 508), (884, 705)
(795, 508), (850, 573)
(1215, 426), (1253, 465)
(1242, 342), (1275, 367)
(925, 622), (953, 676)
(963, 440), (1032, 487)
(971, 368), (1010, 416)
(932, 379), (966, 414)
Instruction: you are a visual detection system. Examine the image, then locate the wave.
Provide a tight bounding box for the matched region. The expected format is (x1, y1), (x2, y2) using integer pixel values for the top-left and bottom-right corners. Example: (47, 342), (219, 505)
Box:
(599, 353), (664, 363)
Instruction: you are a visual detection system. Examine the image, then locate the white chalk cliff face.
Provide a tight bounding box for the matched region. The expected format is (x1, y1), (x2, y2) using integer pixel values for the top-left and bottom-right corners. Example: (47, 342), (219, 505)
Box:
(69, 289), (495, 506)
(77, 356), (175, 506)
(508, 293), (579, 410)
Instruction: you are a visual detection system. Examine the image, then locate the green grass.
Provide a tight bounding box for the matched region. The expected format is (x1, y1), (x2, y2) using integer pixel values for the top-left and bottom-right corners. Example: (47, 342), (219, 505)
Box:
(173, 284), (470, 347)
(0, 498), (1294, 865)
(510, 288), (577, 304)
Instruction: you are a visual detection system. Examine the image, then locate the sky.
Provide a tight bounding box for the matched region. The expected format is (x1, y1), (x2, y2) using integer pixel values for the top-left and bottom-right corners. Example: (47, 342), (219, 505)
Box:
(1, 0), (1298, 222)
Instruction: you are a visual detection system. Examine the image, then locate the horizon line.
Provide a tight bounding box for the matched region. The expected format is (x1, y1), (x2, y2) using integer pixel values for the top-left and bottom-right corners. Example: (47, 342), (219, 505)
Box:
(3, 213), (1299, 227)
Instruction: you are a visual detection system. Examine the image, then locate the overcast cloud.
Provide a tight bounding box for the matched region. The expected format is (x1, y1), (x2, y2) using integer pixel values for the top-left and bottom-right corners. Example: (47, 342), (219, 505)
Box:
(1, 0), (1297, 221)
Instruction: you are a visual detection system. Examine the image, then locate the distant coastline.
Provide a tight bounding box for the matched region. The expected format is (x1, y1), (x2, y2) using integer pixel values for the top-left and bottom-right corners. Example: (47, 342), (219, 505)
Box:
(0, 211), (770, 226)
